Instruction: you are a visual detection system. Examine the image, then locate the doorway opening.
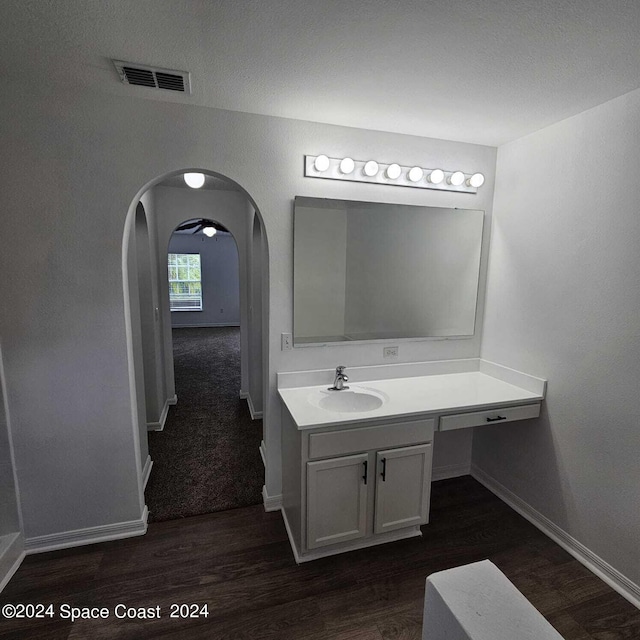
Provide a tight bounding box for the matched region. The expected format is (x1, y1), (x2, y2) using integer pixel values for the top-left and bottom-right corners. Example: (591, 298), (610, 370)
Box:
(122, 169), (268, 523)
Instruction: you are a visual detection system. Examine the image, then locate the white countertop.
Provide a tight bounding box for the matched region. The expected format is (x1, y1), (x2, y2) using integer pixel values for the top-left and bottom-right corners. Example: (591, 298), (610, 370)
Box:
(278, 371), (544, 430)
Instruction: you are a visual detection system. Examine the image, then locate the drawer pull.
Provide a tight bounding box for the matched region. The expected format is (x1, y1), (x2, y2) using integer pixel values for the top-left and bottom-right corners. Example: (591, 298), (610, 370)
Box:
(381, 457), (387, 481)
(362, 460), (368, 485)
(486, 415), (507, 422)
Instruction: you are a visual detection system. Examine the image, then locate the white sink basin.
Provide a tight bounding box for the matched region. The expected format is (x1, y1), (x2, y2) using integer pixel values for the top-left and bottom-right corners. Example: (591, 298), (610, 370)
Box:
(310, 386), (387, 413)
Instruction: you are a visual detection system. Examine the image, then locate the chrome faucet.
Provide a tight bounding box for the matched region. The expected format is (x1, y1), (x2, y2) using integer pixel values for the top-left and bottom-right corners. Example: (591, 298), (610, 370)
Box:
(329, 365), (349, 391)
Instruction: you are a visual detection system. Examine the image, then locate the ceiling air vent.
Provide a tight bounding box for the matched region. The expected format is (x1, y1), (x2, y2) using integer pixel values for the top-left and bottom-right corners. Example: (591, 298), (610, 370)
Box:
(112, 60), (191, 94)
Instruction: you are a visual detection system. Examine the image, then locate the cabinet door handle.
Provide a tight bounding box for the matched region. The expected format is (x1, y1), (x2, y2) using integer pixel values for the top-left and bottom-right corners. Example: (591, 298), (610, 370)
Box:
(486, 415), (507, 422)
(381, 457), (386, 481)
(362, 460), (368, 485)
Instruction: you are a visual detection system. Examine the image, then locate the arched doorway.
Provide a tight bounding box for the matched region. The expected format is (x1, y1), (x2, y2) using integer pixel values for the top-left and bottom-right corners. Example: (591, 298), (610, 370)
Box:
(122, 169), (269, 522)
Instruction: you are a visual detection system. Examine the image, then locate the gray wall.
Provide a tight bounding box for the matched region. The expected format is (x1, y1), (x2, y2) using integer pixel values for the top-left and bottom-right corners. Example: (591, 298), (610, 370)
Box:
(168, 232), (240, 328)
(0, 81), (496, 542)
(126, 204), (149, 466)
(135, 204), (163, 427)
(477, 86), (640, 586)
(248, 214), (265, 414)
(0, 345), (21, 538)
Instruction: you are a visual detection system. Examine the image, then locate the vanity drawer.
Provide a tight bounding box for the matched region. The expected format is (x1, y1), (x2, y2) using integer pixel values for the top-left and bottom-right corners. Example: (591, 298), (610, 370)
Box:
(308, 419), (435, 460)
(439, 403), (540, 432)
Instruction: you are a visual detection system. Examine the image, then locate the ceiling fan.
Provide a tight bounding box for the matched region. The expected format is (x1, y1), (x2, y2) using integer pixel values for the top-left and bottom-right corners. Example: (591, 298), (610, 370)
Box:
(175, 219), (228, 235)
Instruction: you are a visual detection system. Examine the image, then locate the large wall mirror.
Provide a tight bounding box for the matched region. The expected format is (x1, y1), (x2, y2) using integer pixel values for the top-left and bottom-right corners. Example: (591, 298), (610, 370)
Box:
(293, 196), (485, 346)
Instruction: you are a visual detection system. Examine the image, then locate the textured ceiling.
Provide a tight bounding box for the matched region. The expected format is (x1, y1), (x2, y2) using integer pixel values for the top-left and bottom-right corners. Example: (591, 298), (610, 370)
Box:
(3, 0), (640, 146)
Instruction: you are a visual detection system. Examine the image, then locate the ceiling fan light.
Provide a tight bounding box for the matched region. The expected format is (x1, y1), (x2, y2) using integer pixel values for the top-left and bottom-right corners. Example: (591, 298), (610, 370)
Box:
(184, 172), (205, 189)
(203, 226), (216, 237)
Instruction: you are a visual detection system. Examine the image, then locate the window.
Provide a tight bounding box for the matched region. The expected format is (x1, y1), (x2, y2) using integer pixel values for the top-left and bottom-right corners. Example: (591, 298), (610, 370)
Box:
(168, 253), (202, 311)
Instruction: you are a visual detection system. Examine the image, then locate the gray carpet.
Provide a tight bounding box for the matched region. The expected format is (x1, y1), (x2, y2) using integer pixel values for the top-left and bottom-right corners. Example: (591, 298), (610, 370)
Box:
(145, 327), (264, 522)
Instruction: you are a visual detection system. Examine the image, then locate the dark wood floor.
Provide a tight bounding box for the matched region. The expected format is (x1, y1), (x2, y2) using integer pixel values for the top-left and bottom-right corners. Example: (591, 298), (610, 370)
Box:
(1, 476), (638, 640)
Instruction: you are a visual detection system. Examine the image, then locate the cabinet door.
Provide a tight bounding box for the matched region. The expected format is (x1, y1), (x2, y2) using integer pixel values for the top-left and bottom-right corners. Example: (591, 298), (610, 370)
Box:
(374, 444), (432, 535)
(307, 453), (369, 550)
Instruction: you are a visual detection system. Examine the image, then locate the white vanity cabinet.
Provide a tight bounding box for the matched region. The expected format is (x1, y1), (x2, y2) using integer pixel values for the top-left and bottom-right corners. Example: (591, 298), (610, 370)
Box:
(281, 410), (435, 562)
(306, 443), (432, 549)
(278, 362), (547, 563)
(306, 453), (369, 549)
(373, 444), (432, 534)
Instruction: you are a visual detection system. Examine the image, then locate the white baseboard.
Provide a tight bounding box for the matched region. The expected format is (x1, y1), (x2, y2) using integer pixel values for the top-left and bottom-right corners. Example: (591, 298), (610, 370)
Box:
(142, 455), (153, 490)
(471, 464), (640, 610)
(25, 507), (149, 555)
(167, 394), (178, 406)
(432, 463), (471, 481)
(240, 390), (263, 419)
(0, 532), (25, 593)
(262, 485), (282, 512)
(259, 440), (266, 468)
(245, 393), (263, 420)
(147, 396), (174, 431)
(172, 323), (240, 329)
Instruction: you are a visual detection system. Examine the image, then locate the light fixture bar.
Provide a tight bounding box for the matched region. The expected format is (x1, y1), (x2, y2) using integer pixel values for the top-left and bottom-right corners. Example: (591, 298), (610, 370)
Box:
(304, 155), (482, 194)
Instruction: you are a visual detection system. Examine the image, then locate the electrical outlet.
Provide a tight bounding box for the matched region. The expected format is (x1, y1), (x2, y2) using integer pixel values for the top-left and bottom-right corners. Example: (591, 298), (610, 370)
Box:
(281, 333), (292, 351)
(383, 346), (398, 358)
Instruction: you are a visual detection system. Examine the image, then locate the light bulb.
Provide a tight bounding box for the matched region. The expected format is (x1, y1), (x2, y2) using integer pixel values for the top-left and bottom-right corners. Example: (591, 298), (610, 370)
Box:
(203, 226), (216, 237)
(314, 154), (330, 172)
(408, 167), (423, 183)
(448, 171), (465, 186)
(468, 173), (485, 188)
(363, 160), (379, 177)
(386, 163), (401, 180)
(184, 173), (205, 189)
(339, 157), (355, 174)
(428, 169), (444, 184)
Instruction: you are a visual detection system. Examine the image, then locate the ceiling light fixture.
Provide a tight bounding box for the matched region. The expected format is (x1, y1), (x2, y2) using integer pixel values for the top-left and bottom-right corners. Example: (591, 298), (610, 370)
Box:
(184, 172), (205, 189)
(304, 155), (483, 193)
(203, 226), (216, 237)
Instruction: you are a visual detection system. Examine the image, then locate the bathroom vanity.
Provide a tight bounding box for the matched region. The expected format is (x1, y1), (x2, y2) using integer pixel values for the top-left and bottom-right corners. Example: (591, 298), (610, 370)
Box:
(278, 360), (546, 563)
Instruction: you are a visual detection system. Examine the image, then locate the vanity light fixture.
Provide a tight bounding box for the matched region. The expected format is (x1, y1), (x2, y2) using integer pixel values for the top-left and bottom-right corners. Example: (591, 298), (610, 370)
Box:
(202, 226), (216, 237)
(363, 160), (379, 177)
(448, 171), (465, 186)
(314, 154), (330, 172)
(339, 157), (355, 174)
(386, 163), (402, 180)
(304, 155), (484, 193)
(467, 172), (485, 188)
(184, 172), (205, 189)
(427, 169), (444, 184)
